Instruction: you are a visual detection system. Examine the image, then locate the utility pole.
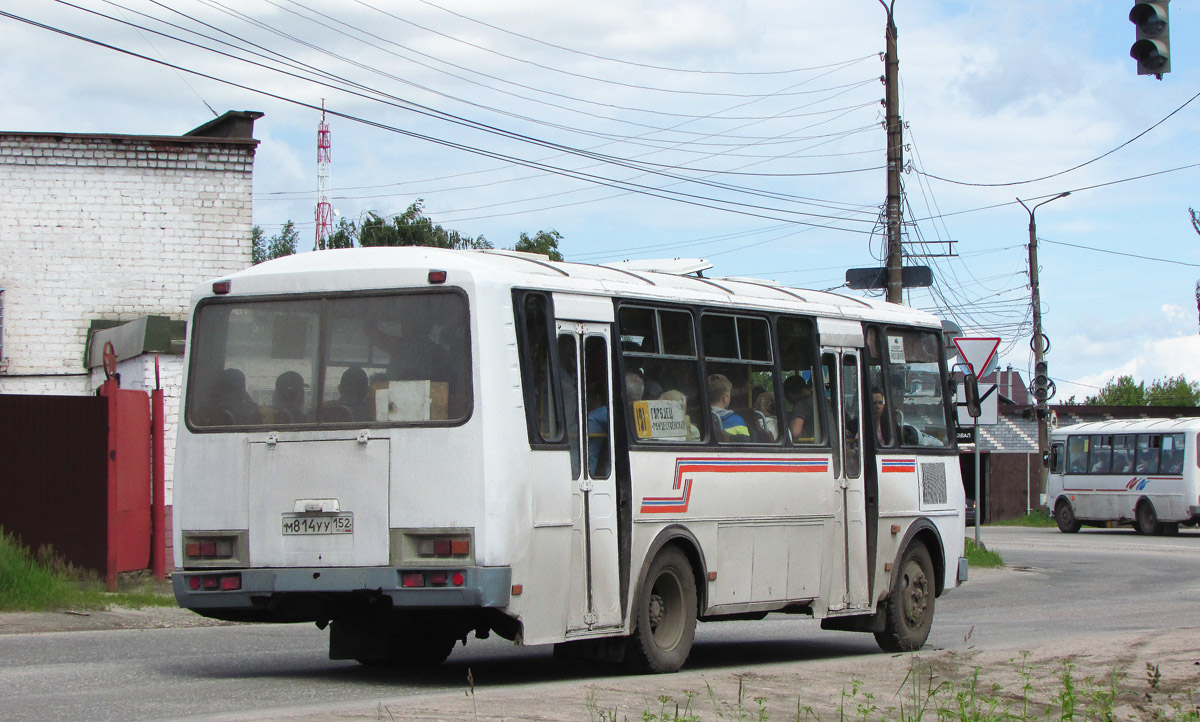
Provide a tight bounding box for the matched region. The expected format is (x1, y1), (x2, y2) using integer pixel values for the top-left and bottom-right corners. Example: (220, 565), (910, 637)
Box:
(1018, 192), (1069, 494)
(881, 0), (904, 305)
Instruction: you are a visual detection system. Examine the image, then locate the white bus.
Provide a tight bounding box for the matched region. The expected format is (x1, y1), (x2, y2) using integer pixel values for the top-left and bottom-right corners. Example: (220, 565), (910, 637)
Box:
(173, 247), (968, 672)
(1048, 418), (1200, 535)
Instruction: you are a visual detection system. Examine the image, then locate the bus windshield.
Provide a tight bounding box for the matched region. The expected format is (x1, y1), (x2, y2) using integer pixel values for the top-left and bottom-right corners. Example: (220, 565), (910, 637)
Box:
(186, 291), (470, 429)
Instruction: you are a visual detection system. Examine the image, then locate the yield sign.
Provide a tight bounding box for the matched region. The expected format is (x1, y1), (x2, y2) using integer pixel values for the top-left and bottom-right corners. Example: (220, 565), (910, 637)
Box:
(953, 337), (1001, 377)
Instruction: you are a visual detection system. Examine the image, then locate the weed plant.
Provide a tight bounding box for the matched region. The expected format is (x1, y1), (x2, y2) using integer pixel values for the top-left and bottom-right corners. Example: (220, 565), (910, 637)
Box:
(581, 655), (1200, 722)
(0, 528), (174, 612)
(964, 537), (1004, 568)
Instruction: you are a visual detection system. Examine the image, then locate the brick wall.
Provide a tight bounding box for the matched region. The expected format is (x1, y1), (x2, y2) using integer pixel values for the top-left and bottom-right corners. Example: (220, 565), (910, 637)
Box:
(0, 132), (255, 394)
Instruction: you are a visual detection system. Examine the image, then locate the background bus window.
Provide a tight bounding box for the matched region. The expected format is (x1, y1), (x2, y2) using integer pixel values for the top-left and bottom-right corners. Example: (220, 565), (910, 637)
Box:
(779, 316), (821, 445)
(1136, 434), (1162, 474)
(619, 306), (702, 444)
(1161, 433), (1185, 475)
(702, 313), (777, 443)
(1112, 435), (1135, 473)
(1089, 435), (1113, 474)
(1066, 436), (1089, 474)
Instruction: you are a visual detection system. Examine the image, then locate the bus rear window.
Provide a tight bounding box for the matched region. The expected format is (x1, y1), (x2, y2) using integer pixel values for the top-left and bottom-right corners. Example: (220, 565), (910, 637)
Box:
(187, 292), (470, 429)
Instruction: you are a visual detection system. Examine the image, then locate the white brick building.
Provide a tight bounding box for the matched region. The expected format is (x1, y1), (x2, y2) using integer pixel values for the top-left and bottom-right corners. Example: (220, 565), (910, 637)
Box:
(0, 110), (262, 504)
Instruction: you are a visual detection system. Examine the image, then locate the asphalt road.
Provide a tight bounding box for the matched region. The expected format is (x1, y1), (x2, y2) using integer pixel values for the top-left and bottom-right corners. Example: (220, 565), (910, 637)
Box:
(3, 525), (1197, 722)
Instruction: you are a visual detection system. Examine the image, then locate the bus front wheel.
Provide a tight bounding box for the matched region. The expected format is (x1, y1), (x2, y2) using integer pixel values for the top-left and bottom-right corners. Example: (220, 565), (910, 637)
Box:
(625, 546), (697, 673)
(1136, 500), (1162, 536)
(1055, 500), (1082, 534)
(874, 543), (934, 653)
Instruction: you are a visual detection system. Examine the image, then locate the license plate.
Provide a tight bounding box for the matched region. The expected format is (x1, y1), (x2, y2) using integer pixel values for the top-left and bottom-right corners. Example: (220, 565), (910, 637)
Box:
(282, 512), (354, 535)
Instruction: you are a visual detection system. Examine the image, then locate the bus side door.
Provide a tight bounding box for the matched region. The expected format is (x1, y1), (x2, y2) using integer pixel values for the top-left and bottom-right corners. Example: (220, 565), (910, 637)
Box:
(557, 318), (623, 633)
(821, 348), (871, 612)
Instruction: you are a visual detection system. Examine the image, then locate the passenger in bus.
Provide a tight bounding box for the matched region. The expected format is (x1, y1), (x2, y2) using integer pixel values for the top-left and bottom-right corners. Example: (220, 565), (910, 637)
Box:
(708, 373), (750, 441)
(784, 376), (815, 441)
(336, 366), (372, 421)
(659, 389), (700, 441)
(871, 389), (893, 446)
(586, 372), (643, 475)
(366, 313), (466, 417)
(752, 388), (779, 441)
(272, 371), (309, 423)
(213, 368), (260, 425)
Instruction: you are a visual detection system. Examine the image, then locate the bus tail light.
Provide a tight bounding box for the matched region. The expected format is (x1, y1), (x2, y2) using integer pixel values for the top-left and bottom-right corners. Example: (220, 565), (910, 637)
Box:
(390, 529), (475, 566)
(182, 532), (247, 568)
(415, 535), (470, 559)
(187, 573), (241, 591)
(399, 571), (466, 588)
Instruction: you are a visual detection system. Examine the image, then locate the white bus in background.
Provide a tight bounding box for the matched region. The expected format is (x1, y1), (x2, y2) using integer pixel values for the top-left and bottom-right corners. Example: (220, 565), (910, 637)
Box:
(1047, 418), (1200, 535)
(173, 247), (968, 672)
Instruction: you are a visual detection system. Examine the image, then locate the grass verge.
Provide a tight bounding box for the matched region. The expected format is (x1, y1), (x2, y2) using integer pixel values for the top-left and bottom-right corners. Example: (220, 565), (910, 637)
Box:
(0, 529), (175, 612)
(964, 537), (1003, 568)
(991, 510), (1056, 527)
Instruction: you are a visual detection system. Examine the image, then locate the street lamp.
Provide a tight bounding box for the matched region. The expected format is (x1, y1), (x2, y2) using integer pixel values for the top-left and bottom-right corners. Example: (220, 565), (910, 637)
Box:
(1017, 192), (1070, 503)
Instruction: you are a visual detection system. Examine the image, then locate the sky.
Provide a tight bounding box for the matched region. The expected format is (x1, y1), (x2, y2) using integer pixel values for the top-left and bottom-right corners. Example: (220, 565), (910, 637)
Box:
(3, 0), (1199, 403)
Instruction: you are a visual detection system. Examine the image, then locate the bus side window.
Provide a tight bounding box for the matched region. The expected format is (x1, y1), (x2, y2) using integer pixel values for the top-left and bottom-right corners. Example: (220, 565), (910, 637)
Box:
(1135, 434), (1161, 474)
(1162, 433), (1185, 475)
(1050, 442), (1064, 474)
(1066, 435), (1088, 474)
(1089, 435), (1113, 474)
(1112, 435), (1134, 473)
(517, 293), (564, 445)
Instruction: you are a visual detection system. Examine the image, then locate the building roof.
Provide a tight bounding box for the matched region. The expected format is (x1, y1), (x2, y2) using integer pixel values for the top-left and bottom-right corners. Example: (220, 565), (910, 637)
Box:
(0, 110), (262, 146)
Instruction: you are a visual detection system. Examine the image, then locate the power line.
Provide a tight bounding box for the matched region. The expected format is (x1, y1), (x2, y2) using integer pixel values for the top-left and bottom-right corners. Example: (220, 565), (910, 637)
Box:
(413, 0), (877, 77)
(1039, 238), (1200, 268)
(915, 87), (1200, 188)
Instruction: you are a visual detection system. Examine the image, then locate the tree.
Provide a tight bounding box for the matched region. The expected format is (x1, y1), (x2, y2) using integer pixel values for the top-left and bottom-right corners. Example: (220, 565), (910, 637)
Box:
(323, 216), (356, 250)
(1084, 374), (1200, 406)
(1084, 375), (1145, 406)
(514, 229), (565, 261)
(357, 200), (491, 250)
(251, 225), (267, 265)
(1146, 375), (1200, 406)
(251, 221), (299, 265)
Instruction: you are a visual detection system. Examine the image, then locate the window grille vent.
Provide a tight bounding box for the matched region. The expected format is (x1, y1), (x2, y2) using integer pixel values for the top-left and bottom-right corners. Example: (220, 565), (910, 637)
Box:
(920, 462), (947, 505)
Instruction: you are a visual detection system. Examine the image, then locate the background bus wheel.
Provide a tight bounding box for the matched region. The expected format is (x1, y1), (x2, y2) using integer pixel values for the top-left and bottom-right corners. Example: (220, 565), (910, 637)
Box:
(1136, 501), (1162, 536)
(1055, 500), (1082, 534)
(874, 544), (934, 653)
(625, 546), (696, 674)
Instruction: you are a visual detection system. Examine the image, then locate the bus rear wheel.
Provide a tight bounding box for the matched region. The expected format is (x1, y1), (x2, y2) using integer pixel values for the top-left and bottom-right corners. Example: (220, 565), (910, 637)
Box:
(874, 544), (934, 653)
(625, 546), (697, 673)
(1055, 500), (1082, 533)
(1136, 500), (1162, 536)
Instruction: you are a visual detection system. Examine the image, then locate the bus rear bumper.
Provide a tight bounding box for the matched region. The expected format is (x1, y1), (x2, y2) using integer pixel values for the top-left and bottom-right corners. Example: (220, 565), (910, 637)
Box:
(173, 566), (512, 614)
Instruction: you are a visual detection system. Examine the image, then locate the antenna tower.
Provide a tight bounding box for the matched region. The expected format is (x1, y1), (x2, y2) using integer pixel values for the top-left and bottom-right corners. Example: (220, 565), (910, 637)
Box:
(315, 100), (333, 250)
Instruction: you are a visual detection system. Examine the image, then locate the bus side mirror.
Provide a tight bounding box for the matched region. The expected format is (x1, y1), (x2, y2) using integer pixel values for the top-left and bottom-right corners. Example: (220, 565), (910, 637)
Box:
(963, 373), (981, 419)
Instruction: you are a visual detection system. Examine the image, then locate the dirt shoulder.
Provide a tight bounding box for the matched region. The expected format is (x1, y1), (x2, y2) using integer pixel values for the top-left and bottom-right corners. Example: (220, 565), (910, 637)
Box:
(288, 627), (1200, 722)
(0, 605), (228, 635)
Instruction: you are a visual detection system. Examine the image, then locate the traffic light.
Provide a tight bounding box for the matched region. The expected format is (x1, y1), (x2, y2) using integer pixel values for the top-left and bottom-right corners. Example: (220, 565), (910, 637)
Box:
(1130, 1), (1170, 77)
(1033, 360), (1050, 402)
